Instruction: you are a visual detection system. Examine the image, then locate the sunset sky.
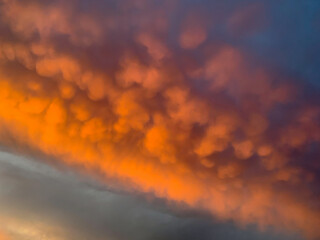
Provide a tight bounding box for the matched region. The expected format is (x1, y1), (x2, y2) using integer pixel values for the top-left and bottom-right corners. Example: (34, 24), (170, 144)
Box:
(0, 0), (319, 240)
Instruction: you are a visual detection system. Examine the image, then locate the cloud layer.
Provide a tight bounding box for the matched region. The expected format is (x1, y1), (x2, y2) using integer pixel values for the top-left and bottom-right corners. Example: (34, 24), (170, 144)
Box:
(0, 0), (319, 239)
(0, 150), (303, 240)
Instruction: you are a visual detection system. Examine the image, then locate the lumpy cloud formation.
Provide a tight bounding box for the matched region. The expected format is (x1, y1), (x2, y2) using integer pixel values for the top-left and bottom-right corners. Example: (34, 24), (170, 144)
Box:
(0, 0), (319, 238)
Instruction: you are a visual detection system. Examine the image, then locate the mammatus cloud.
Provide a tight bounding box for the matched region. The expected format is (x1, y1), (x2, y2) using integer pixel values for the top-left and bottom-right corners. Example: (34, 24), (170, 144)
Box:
(0, 0), (319, 239)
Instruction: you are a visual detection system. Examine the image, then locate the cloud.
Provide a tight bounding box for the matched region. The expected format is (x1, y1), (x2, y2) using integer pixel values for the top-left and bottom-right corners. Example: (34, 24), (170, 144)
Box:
(0, 150), (303, 240)
(0, 230), (10, 240)
(0, 0), (319, 239)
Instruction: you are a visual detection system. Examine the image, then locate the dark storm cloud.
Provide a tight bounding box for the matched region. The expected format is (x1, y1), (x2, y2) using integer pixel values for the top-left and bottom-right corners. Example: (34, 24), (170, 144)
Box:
(0, 151), (303, 240)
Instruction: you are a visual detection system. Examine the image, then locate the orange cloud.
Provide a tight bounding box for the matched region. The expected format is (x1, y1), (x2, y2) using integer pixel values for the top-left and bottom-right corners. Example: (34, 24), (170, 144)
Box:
(0, 0), (319, 239)
(0, 231), (10, 240)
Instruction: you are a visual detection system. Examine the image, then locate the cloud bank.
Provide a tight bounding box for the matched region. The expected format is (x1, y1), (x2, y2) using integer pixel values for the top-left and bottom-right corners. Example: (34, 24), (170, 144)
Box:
(0, 151), (303, 240)
(0, 0), (319, 239)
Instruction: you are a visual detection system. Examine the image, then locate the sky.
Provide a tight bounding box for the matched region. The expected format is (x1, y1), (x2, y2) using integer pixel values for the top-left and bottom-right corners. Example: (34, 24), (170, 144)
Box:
(0, 0), (319, 240)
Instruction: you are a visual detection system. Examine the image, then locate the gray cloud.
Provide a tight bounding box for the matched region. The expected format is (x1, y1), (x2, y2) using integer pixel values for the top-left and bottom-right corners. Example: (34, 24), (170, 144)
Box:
(0, 151), (303, 240)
